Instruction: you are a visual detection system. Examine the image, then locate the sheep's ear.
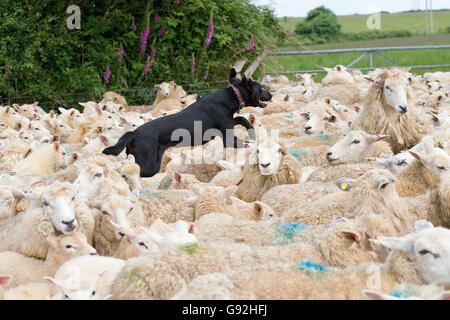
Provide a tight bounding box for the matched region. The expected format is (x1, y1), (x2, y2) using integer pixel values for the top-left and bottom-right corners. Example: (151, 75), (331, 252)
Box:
(248, 114), (256, 125)
(24, 148), (33, 158)
(369, 234), (416, 252)
(99, 135), (109, 146)
(311, 73), (317, 78)
(254, 202), (263, 216)
(49, 110), (55, 118)
(127, 154), (135, 163)
(335, 178), (354, 191)
(154, 84), (161, 89)
(218, 160), (235, 171)
(72, 153), (78, 161)
(54, 142), (60, 151)
(367, 134), (389, 144)
(174, 172), (182, 183)
(95, 106), (102, 116)
(32, 102), (39, 107)
(0, 275), (12, 285)
(376, 179), (389, 190)
(437, 292), (450, 300)
(39, 229), (59, 249)
(280, 146), (288, 156)
(328, 115), (336, 123)
(189, 184), (203, 196)
(325, 98), (331, 105)
(324, 67), (332, 73)
(362, 290), (396, 300)
(43, 277), (66, 291)
(342, 231), (363, 243)
(12, 103), (20, 111)
(414, 220), (434, 232)
(221, 185), (237, 199)
(354, 105), (361, 113)
(295, 74), (303, 79)
(300, 112), (310, 120)
(120, 117), (129, 125)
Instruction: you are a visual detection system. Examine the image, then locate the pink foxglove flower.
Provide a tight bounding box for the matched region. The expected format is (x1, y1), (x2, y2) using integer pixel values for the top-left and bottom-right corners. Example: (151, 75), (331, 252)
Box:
(118, 46), (124, 64)
(246, 36), (255, 51)
(131, 19), (137, 31)
(205, 15), (214, 46)
(158, 27), (165, 36)
(204, 68), (209, 80)
(151, 48), (156, 58)
(142, 56), (150, 76)
(191, 56), (195, 73)
(104, 67), (111, 85)
(155, 14), (159, 22)
(140, 25), (150, 54)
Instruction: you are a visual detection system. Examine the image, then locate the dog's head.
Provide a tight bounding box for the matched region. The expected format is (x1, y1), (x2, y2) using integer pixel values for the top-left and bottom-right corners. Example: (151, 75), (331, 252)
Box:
(229, 69), (272, 107)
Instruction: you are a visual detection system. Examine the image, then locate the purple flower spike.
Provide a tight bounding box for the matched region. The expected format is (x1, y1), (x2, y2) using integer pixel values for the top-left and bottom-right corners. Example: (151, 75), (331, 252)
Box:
(204, 68), (209, 80)
(191, 56), (195, 73)
(118, 46), (124, 64)
(159, 27), (165, 36)
(205, 15), (214, 46)
(246, 36), (255, 51)
(142, 56), (150, 76)
(131, 19), (137, 31)
(151, 48), (156, 58)
(155, 14), (159, 22)
(140, 25), (150, 54)
(104, 67), (111, 85)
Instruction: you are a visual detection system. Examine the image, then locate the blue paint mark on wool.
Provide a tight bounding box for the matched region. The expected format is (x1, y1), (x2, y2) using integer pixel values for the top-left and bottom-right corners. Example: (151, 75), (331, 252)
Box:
(139, 189), (156, 195)
(282, 223), (308, 233)
(316, 134), (330, 140)
(288, 149), (309, 159)
(284, 113), (294, 119)
(298, 261), (328, 273)
(388, 290), (410, 298)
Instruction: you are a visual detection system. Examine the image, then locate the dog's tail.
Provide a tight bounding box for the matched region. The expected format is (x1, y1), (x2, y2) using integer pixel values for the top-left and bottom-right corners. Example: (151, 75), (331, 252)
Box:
(102, 131), (135, 156)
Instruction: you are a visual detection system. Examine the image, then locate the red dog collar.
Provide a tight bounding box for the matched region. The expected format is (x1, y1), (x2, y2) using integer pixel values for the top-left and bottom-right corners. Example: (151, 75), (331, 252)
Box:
(229, 85), (245, 112)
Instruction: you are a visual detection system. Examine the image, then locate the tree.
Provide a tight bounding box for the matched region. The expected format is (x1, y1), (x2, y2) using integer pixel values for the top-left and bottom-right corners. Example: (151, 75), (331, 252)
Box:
(0, 0), (284, 111)
(294, 6), (342, 43)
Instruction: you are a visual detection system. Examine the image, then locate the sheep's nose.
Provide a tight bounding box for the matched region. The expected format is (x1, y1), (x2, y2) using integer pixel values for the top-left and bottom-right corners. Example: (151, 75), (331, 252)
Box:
(326, 152), (332, 159)
(260, 163), (270, 168)
(62, 219), (76, 229)
(90, 252), (98, 256)
(398, 105), (408, 114)
(304, 126), (312, 134)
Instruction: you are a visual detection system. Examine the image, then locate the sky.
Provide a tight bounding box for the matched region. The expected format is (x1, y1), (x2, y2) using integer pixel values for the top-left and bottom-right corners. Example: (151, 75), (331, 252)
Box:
(253, 0), (450, 17)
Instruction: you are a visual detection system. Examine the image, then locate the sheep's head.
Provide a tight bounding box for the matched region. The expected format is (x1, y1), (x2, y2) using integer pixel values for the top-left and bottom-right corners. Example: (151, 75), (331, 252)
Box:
(409, 138), (450, 176)
(379, 69), (411, 114)
(40, 227), (97, 261)
(341, 169), (396, 195)
(12, 102), (39, 120)
(45, 271), (107, 300)
(100, 91), (128, 108)
(302, 99), (341, 135)
(74, 162), (109, 200)
(42, 183), (78, 234)
(373, 223), (450, 285)
(326, 131), (389, 164)
(255, 139), (285, 176)
(94, 195), (133, 241)
(371, 152), (415, 175)
(155, 82), (171, 98)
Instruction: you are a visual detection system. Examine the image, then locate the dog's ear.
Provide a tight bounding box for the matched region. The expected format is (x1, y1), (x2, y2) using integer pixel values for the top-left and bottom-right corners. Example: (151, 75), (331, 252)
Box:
(229, 68), (237, 82)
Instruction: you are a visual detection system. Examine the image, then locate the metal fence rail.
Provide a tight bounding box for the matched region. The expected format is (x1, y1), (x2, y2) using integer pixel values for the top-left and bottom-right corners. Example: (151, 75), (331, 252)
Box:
(265, 45), (450, 74)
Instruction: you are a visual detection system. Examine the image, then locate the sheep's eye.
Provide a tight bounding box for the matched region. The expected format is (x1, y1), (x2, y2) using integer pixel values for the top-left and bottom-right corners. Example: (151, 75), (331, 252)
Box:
(128, 207), (133, 213)
(65, 245), (73, 249)
(278, 148), (282, 153)
(65, 294), (70, 299)
(397, 160), (407, 166)
(59, 125), (64, 127)
(352, 140), (360, 144)
(323, 117), (329, 121)
(419, 249), (438, 258)
(132, 124), (137, 127)
(72, 196), (75, 201)
(385, 86), (392, 91)
(437, 166), (446, 171)
(34, 128), (39, 131)
(43, 140), (49, 143)
(91, 290), (96, 296)
(43, 200), (49, 206)
(94, 173), (102, 178)
(138, 241), (148, 249)
(101, 211), (109, 215)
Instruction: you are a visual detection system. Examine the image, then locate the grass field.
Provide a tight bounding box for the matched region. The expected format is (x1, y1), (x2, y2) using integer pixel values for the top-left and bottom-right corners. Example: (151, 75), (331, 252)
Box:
(281, 10), (450, 35)
(264, 11), (450, 81)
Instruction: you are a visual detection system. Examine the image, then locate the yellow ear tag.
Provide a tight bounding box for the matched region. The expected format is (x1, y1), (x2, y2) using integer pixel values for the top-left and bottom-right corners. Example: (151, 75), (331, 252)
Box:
(341, 182), (348, 190)
(376, 240), (382, 247)
(367, 157), (375, 162)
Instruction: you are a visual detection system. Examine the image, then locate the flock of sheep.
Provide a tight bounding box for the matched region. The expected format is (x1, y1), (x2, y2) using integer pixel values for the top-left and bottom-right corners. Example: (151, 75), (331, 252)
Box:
(0, 65), (449, 300)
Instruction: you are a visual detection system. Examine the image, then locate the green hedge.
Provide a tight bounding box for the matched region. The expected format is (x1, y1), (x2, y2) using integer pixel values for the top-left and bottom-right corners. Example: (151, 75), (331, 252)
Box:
(0, 0), (284, 111)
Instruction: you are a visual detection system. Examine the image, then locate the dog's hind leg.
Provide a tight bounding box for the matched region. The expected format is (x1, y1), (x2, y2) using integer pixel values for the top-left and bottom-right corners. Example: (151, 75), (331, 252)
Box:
(133, 143), (160, 178)
(233, 116), (256, 140)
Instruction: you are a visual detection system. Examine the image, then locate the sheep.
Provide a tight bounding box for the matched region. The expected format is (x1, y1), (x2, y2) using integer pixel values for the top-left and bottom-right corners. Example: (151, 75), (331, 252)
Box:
(12, 142), (68, 176)
(0, 137), (30, 172)
(181, 94), (198, 107)
(351, 68), (433, 153)
(370, 151), (415, 175)
(99, 91), (150, 113)
(236, 138), (303, 202)
(108, 241), (323, 300)
(325, 130), (392, 164)
(151, 98), (183, 118)
(315, 65), (360, 106)
(151, 81), (184, 108)
(0, 275), (12, 300)
(301, 98), (346, 135)
(2, 281), (55, 300)
(363, 283), (450, 300)
(0, 182), (81, 259)
(49, 256), (125, 300)
(0, 228), (96, 290)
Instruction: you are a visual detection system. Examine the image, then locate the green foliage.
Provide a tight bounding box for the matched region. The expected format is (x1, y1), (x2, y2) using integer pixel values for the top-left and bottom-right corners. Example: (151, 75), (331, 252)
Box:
(0, 0), (283, 111)
(342, 30), (413, 41)
(294, 6), (342, 43)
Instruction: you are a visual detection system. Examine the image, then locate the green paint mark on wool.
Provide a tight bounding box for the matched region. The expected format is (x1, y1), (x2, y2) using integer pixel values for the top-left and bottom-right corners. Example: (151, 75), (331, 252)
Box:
(288, 149), (309, 159)
(123, 267), (149, 289)
(298, 261), (328, 273)
(178, 242), (199, 255)
(316, 134), (330, 140)
(159, 176), (173, 190)
(8, 172), (16, 176)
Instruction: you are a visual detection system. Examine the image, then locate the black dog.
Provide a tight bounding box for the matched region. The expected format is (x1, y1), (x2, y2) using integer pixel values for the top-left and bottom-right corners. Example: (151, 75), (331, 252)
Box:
(103, 69), (272, 177)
